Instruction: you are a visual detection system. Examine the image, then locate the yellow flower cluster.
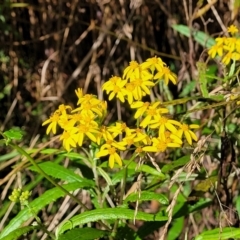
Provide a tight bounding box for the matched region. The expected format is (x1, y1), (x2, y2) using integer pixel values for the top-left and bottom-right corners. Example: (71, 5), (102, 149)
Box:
(102, 57), (177, 104)
(42, 57), (199, 168)
(208, 25), (240, 65)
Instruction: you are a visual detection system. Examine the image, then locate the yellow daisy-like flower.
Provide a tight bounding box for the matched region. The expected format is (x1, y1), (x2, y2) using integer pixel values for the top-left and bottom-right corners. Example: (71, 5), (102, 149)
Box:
(222, 51), (233, 65)
(96, 125), (114, 145)
(208, 44), (224, 58)
(42, 111), (61, 134)
(149, 115), (181, 136)
(176, 123), (199, 145)
(142, 136), (181, 153)
(154, 66), (177, 85)
(123, 61), (140, 80)
(227, 25), (238, 35)
(60, 128), (78, 152)
(103, 77), (128, 102)
(75, 122), (99, 147)
(96, 146), (122, 168)
(129, 78), (155, 101)
(131, 101), (151, 118)
(140, 56), (166, 72)
(102, 76), (121, 94)
(96, 140), (127, 168)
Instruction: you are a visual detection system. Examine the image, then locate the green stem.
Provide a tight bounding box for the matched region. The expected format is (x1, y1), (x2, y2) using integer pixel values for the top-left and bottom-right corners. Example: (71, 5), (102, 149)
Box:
(112, 153), (137, 236)
(25, 203), (55, 239)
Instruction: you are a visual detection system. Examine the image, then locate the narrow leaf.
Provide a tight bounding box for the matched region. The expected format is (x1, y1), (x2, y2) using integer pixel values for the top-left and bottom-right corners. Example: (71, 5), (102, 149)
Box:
(58, 228), (108, 240)
(161, 155), (190, 173)
(172, 24), (215, 48)
(0, 226), (40, 240)
(124, 191), (169, 205)
(195, 227), (240, 240)
(56, 208), (168, 236)
(29, 161), (94, 187)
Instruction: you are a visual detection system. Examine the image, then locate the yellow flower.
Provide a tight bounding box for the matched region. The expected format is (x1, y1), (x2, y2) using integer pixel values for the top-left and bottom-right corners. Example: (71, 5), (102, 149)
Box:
(122, 133), (136, 147)
(60, 128), (78, 152)
(96, 125), (114, 145)
(131, 101), (151, 118)
(222, 51), (233, 65)
(227, 25), (238, 35)
(134, 128), (151, 145)
(42, 111), (61, 134)
(73, 98), (104, 117)
(123, 61), (140, 80)
(103, 77), (128, 102)
(208, 44), (224, 58)
(96, 140), (127, 168)
(58, 104), (72, 115)
(142, 136), (181, 153)
(163, 131), (182, 145)
(225, 37), (238, 52)
(140, 56), (166, 72)
(154, 66), (177, 85)
(139, 102), (169, 128)
(129, 78), (155, 101)
(102, 76), (121, 94)
(149, 115), (180, 136)
(108, 122), (130, 137)
(96, 146), (122, 168)
(231, 52), (240, 61)
(75, 122), (99, 146)
(176, 124), (199, 145)
(75, 88), (84, 100)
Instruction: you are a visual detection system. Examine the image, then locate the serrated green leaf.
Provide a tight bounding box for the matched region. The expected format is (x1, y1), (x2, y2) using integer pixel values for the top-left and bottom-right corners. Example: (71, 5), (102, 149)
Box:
(3, 129), (23, 140)
(195, 227), (240, 240)
(56, 208), (168, 236)
(172, 24), (215, 48)
(58, 228), (108, 240)
(124, 191), (169, 205)
(0, 182), (83, 239)
(0, 226), (40, 240)
(28, 161), (94, 187)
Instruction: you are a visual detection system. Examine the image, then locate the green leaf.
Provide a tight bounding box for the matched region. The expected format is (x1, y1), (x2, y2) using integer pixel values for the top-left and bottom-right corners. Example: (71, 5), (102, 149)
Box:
(167, 217), (184, 240)
(0, 182), (84, 239)
(58, 228), (108, 240)
(197, 61), (209, 98)
(124, 191), (169, 205)
(28, 161), (94, 187)
(123, 160), (165, 178)
(179, 81), (196, 97)
(112, 168), (135, 185)
(97, 167), (113, 186)
(161, 155), (190, 173)
(0, 150), (19, 162)
(172, 24), (215, 48)
(3, 129), (23, 140)
(195, 227), (240, 240)
(0, 226), (40, 240)
(56, 208), (168, 236)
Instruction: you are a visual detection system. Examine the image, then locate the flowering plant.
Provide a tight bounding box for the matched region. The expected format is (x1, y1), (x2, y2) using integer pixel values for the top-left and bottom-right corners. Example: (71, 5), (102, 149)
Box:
(3, 23), (240, 240)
